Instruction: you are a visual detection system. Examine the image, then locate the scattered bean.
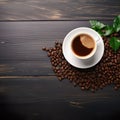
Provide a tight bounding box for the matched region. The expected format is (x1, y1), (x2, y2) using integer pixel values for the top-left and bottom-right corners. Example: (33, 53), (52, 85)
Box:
(42, 37), (120, 92)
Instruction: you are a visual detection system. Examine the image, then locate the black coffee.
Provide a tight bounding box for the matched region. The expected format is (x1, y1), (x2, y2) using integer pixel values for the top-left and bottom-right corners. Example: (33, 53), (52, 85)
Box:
(71, 34), (95, 57)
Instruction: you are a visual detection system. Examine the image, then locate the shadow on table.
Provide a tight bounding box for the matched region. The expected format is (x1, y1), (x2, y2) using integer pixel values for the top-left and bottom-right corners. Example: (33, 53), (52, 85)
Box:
(0, 91), (120, 120)
(0, 93), (26, 120)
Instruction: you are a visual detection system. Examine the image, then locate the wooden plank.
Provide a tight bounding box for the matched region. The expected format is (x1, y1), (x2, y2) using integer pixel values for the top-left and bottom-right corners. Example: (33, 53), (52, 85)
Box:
(0, 21), (88, 60)
(0, 21), (113, 61)
(0, 61), (54, 76)
(0, 0), (120, 20)
(0, 21), (114, 76)
(0, 77), (120, 120)
(1, 77), (119, 103)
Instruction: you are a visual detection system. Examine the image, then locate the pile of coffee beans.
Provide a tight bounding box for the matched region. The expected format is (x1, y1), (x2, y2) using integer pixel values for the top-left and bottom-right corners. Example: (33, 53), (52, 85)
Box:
(42, 37), (120, 92)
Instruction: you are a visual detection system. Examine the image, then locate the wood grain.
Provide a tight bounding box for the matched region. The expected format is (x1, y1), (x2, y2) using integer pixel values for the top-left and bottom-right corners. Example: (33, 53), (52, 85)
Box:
(0, 21), (113, 76)
(0, 0), (120, 20)
(0, 78), (120, 120)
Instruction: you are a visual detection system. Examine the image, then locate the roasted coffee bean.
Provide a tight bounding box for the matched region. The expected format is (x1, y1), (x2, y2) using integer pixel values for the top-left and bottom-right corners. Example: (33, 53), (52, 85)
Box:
(47, 53), (51, 57)
(114, 86), (118, 90)
(42, 47), (47, 51)
(81, 86), (85, 90)
(113, 33), (119, 37)
(42, 36), (120, 92)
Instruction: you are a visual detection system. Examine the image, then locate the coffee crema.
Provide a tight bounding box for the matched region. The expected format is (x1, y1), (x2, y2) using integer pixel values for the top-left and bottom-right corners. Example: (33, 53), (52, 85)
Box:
(71, 34), (95, 57)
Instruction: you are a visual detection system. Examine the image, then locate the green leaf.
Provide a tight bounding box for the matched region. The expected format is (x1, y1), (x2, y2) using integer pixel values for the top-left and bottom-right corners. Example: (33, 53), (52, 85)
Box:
(113, 15), (120, 32)
(109, 37), (120, 51)
(89, 15), (120, 52)
(96, 29), (104, 36)
(104, 25), (114, 36)
(90, 20), (106, 30)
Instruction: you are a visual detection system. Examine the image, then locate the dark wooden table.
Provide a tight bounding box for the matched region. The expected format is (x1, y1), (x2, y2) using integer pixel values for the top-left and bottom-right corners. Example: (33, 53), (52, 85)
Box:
(0, 0), (120, 120)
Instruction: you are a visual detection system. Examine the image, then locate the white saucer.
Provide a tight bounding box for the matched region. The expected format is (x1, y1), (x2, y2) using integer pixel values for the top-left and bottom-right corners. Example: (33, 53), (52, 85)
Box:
(62, 27), (104, 69)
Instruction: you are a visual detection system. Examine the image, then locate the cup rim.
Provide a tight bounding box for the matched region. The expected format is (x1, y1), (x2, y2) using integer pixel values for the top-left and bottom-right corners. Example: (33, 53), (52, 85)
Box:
(70, 32), (97, 60)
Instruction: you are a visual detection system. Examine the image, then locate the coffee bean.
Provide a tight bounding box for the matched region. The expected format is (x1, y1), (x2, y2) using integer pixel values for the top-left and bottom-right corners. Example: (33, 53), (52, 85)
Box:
(81, 86), (85, 90)
(42, 47), (47, 51)
(73, 82), (77, 87)
(114, 86), (118, 90)
(91, 88), (95, 92)
(113, 33), (119, 37)
(43, 38), (120, 92)
(47, 53), (51, 57)
(58, 77), (62, 81)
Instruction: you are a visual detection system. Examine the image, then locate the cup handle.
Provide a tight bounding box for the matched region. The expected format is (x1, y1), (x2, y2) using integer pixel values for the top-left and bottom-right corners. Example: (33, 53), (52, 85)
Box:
(96, 36), (101, 44)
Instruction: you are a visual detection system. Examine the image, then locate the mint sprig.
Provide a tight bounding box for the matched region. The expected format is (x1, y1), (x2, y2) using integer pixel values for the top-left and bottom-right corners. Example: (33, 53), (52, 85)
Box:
(90, 20), (106, 30)
(104, 25), (114, 36)
(90, 15), (120, 52)
(113, 15), (120, 32)
(110, 37), (120, 51)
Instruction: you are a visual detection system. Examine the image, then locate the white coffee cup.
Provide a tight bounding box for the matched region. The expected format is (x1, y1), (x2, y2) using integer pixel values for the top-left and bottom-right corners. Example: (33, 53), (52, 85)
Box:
(62, 27), (104, 69)
(66, 27), (100, 60)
